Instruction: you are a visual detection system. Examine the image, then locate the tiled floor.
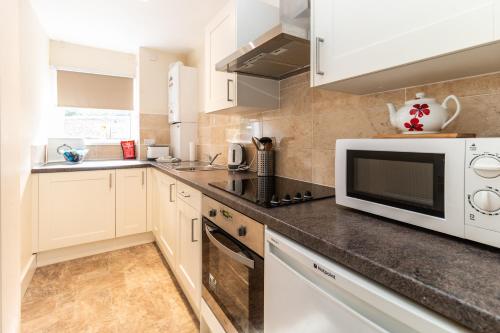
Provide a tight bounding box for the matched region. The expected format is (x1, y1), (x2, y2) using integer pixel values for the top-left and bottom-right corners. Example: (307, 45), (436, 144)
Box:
(21, 243), (199, 333)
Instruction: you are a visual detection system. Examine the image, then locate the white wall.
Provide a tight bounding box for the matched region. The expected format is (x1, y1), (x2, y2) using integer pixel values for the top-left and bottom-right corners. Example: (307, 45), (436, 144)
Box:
(0, 1), (49, 330)
(186, 42), (205, 113)
(0, 0), (22, 331)
(19, 0), (50, 292)
(50, 40), (136, 78)
(138, 47), (186, 115)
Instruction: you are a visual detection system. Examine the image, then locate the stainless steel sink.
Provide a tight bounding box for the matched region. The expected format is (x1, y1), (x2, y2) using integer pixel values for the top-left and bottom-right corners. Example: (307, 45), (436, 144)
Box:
(175, 165), (220, 172)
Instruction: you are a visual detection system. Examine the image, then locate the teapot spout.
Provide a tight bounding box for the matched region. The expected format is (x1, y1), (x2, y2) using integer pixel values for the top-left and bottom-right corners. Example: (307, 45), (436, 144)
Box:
(386, 103), (398, 128)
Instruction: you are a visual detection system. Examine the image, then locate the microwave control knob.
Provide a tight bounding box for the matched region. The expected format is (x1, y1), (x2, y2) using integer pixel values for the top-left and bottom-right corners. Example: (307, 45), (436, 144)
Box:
(238, 226), (247, 237)
(473, 190), (500, 213)
(471, 156), (500, 178)
(209, 209), (217, 217)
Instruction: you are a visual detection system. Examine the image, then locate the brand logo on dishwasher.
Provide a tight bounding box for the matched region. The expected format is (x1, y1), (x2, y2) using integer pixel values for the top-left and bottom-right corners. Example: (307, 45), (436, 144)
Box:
(313, 263), (336, 280)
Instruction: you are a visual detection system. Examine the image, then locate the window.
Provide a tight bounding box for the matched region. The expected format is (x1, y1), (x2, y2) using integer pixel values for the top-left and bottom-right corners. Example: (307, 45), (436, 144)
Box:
(61, 107), (132, 142)
(53, 70), (136, 144)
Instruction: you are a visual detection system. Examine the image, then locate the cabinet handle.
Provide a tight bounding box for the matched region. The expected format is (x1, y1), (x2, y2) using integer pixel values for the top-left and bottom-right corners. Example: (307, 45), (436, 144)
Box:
(169, 183), (175, 202)
(315, 37), (325, 76)
(191, 218), (198, 242)
(141, 171), (145, 186)
(109, 173), (112, 189)
(227, 79), (234, 102)
(181, 191), (190, 198)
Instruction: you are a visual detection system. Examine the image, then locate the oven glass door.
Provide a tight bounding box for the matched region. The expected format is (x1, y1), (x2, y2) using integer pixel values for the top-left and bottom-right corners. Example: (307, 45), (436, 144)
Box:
(202, 218), (264, 333)
(346, 150), (445, 218)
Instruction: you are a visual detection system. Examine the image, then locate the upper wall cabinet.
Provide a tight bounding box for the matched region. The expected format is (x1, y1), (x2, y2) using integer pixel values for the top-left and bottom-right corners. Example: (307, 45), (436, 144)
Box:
(205, 0), (280, 113)
(312, 0), (500, 94)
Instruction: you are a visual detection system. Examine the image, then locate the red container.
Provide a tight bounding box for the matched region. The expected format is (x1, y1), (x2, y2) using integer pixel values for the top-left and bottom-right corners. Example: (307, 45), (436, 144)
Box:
(121, 140), (136, 159)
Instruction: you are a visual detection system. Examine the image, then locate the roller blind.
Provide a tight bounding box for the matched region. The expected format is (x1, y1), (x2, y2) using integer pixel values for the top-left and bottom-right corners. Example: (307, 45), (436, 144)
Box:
(57, 70), (133, 110)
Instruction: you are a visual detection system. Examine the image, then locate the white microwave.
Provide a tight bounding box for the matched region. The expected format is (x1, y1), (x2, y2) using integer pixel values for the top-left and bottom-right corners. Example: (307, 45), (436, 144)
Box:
(335, 138), (500, 248)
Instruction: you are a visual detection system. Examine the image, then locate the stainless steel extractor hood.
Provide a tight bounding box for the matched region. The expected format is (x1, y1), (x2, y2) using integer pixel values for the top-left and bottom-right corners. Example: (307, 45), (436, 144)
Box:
(216, 0), (310, 80)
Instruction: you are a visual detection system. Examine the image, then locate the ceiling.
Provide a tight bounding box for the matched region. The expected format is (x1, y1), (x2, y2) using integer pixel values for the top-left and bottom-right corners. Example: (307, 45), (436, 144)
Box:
(31, 0), (229, 54)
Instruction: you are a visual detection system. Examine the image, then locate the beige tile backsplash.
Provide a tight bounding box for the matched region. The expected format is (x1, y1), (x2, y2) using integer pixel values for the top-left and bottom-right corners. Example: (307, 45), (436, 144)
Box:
(139, 113), (170, 160)
(33, 114), (171, 164)
(44, 71), (500, 185)
(88, 113), (171, 161)
(198, 71), (500, 186)
(86, 144), (124, 160)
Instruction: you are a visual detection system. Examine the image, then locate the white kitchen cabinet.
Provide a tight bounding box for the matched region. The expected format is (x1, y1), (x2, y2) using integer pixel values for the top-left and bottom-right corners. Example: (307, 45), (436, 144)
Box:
(176, 186), (202, 314)
(116, 168), (147, 237)
(38, 170), (116, 251)
(151, 169), (161, 238)
(156, 171), (177, 267)
(205, 0), (279, 113)
(205, 1), (237, 112)
(312, 0), (500, 93)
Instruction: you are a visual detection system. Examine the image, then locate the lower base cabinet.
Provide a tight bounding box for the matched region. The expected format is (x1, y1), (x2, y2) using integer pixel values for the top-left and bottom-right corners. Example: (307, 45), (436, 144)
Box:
(153, 170), (177, 267)
(39, 167), (203, 316)
(38, 170), (117, 251)
(116, 168), (147, 237)
(151, 172), (202, 315)
(176, 198), (202, 312)
(37, 168), (148, 252)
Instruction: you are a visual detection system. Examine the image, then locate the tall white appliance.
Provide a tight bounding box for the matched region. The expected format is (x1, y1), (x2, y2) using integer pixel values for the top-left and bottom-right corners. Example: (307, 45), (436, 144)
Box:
(168, 61), (198, 161)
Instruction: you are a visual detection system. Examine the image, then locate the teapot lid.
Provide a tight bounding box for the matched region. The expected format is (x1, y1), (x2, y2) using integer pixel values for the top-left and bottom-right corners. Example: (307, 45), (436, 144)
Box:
(405, 92), (436, 105)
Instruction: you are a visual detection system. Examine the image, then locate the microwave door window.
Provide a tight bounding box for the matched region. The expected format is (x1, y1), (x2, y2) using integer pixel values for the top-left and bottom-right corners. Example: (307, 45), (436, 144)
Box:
(354, 158), (434, 206)
(346, 151), (445, 218)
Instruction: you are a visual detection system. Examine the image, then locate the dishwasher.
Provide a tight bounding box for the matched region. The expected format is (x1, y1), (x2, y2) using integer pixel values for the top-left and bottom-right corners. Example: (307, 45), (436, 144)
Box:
(265, 230), (471, 333)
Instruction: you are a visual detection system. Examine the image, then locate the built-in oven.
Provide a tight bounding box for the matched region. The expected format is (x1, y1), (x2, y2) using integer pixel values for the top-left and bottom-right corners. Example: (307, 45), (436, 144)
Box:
(201, 195), (264, 333)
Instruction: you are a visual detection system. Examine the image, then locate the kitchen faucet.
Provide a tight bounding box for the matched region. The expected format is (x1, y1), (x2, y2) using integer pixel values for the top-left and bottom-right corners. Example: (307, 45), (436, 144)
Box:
(208, 153), (222, 166)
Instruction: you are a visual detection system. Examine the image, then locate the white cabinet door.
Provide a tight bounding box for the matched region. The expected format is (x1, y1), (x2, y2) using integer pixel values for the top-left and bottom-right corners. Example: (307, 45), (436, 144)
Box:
(176, 198), (202, 313)
(157, 172), (177, 267)
(39, 170), (116, 251)
(116, 168), (147, 237)
(151, 169), (160, 238)
(205, 1), (237, 112)
(312, 0), (497, 87)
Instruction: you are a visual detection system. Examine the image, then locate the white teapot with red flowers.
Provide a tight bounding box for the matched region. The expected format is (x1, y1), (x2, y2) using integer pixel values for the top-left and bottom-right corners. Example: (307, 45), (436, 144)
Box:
(387, 92), (461, 134)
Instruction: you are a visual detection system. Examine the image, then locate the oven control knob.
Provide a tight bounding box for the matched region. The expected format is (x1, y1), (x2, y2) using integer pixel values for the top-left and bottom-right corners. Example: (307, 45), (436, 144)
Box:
(238, 226), (247, 237)
(209, 209), (217, 217)
(471, 156), (500, 178)
(472, 190), (500, 213)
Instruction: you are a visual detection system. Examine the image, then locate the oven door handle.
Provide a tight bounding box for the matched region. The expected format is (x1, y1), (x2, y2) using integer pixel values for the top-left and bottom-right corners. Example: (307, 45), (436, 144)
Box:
(205, 225), (254, 269)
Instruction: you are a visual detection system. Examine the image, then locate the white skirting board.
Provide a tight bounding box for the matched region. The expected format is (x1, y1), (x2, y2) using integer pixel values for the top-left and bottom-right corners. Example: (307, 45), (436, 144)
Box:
(36, 232), (154, 267)
(20, 254), (37, 297)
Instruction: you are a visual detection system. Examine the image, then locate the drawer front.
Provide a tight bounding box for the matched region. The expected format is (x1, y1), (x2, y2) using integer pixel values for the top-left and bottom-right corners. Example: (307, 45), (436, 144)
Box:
(177, 181), (202, 211)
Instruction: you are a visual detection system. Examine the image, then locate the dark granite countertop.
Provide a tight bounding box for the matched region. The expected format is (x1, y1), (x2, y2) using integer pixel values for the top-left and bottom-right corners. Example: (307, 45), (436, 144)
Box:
(32, 160), (500, 332)
(31, 160), (149, 173)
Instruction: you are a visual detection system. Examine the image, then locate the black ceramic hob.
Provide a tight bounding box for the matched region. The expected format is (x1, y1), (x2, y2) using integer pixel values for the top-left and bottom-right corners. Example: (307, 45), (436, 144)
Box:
(209, 176), (335, 208)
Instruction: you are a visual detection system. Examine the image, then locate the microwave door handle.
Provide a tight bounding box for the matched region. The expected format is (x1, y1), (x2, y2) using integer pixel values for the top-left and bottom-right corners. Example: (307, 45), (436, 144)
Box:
(205, 225), (254, 269)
